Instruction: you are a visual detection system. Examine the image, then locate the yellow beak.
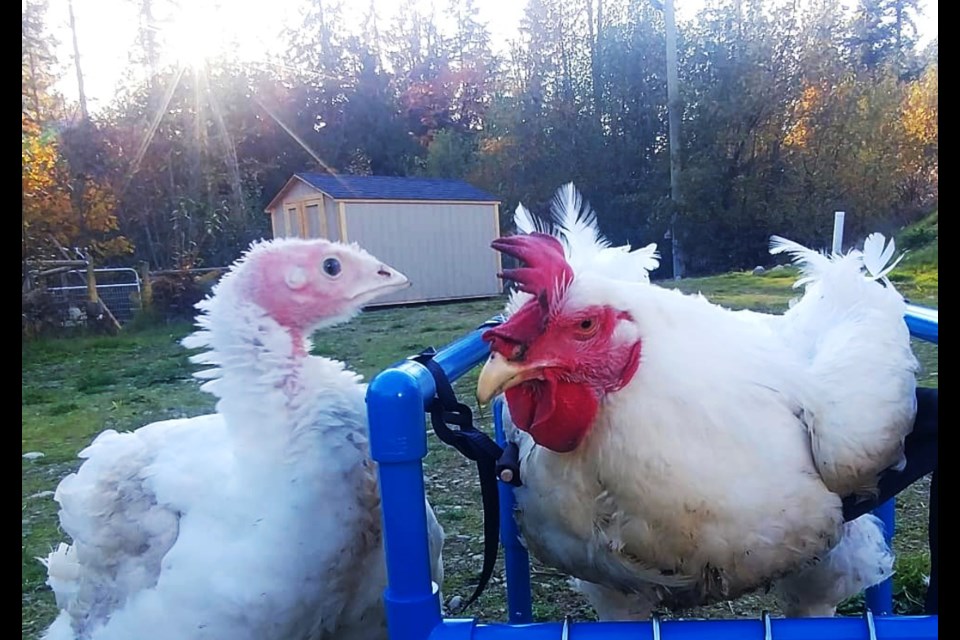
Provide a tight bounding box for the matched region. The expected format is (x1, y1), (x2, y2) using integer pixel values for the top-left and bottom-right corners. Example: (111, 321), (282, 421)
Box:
(476, 352), (529, 405)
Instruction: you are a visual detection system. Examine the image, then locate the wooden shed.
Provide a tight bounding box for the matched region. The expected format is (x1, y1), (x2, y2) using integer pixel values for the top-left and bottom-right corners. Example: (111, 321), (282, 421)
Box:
(264, 173), (503, 305)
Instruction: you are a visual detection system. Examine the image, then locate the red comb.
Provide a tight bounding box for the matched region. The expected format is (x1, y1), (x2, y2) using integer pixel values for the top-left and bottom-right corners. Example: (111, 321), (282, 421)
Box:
(485, 233), (574, 354)
(492, 233), (573, 302)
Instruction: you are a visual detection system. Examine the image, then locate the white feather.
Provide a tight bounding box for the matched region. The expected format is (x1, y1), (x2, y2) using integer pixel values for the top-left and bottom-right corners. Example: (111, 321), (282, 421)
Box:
(513, 202), (550, 235)
(862, 232), (906, 282)
(775, 514), (894, 616)
(551, 182), (610, 262)
(769, 235), (833, 288)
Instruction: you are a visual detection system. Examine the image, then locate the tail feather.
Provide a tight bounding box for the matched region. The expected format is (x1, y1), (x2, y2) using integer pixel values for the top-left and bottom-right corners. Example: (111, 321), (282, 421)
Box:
(622, 243), (661, 277)
(861, 233), (905, 282)
(770, 233), (905, 288)
(508, 184), (660, 287)
(769, 236), (832, 287)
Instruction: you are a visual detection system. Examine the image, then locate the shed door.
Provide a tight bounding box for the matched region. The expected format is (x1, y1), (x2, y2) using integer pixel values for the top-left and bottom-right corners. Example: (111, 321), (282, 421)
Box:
(285, 205), (302, 237)
(304, 201), (322, 238)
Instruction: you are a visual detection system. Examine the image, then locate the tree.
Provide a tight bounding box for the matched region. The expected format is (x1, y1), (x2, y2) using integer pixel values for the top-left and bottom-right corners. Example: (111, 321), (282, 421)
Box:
(678, 0), (805, 271)
(848, 0), (920, 75)
(22, 2), (129, 265)
(19, 0), (935, 279)
(22, 117), (130, 263)
(420, 129), (476, 178)
(106, 64), (273, 269)
(899, 62), (938, 206)
(22, 0), (62, 124)
(446, 0), (498, 132)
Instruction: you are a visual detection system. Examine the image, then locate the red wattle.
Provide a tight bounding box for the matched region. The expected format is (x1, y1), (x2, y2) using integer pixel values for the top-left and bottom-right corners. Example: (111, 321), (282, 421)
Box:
(505, 380), (598, 453)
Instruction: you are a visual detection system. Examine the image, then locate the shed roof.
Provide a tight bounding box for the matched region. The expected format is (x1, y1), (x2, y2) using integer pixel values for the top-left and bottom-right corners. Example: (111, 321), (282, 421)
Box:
(266, 173), (500, 211)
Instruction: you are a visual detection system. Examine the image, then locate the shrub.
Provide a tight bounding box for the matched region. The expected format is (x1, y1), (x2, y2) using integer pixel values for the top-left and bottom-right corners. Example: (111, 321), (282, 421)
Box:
(149, 272), (208, 321)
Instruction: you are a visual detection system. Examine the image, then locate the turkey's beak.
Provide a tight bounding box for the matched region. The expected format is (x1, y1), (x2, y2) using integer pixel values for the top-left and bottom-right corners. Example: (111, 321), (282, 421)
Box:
(476, 351), (528, 404)
(353, 265), (411, 304)
(372, 263), (410, 293)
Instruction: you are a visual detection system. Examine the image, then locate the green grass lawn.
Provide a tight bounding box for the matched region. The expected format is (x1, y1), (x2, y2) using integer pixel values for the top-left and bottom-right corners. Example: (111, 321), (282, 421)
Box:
(22, 261), (938, 636)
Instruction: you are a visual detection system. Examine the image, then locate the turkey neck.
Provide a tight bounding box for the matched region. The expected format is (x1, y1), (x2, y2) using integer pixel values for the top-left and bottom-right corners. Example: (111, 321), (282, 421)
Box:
(192, 299), (371, 474)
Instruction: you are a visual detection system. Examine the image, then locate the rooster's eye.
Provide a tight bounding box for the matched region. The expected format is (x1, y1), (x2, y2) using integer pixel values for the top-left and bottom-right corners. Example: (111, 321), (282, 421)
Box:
(575, 318), (599, 339)
(567, 315), (600, 340)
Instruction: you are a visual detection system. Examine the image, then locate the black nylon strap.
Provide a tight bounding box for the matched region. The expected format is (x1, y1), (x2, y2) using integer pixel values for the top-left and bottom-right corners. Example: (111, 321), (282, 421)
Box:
(416, 351), (503, 609)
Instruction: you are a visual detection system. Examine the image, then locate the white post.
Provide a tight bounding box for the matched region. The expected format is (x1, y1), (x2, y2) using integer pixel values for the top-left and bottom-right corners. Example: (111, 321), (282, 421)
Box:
(832, 211), (845, 255)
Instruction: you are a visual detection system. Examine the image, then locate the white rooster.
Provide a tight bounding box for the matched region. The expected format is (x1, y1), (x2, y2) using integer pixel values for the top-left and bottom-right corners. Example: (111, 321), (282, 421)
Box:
(41, 238), (444, 640)
(477, 184), (917, 619)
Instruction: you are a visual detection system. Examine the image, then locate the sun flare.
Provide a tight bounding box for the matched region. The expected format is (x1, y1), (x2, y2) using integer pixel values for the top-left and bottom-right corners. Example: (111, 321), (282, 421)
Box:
(157, 0), (274, 70)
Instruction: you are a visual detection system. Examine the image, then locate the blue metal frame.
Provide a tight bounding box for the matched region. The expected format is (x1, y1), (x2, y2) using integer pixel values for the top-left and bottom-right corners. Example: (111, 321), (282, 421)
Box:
(493, 397), (533, 624)
(905, 305), (938, 345)
(366, 307), (938, 640)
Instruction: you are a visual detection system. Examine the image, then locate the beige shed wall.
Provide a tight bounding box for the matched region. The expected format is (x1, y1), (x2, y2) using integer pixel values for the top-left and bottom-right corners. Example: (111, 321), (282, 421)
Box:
(342, 201), (501, 304)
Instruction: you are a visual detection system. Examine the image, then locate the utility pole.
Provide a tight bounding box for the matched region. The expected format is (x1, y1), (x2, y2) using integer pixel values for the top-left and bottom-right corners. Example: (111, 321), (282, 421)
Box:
(67, 0), (88, 120)
(664, 0), (683, 279)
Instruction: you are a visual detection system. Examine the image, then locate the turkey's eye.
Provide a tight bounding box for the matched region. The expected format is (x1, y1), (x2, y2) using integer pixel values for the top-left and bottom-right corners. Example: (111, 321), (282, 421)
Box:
(322, 258), (342, 278)
(580, 319), (594, 330)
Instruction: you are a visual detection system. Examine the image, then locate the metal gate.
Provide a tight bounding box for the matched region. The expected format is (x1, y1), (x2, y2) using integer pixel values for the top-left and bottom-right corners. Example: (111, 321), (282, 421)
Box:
(47, 268), (142, 325)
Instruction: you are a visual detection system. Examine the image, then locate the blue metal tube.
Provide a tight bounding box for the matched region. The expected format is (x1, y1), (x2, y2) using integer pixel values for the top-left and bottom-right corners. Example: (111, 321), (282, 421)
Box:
(368, 317), (500, 640)
(905, 305), (938, 344)
(493, 397), (533, 624)
(429, 616), (938, 640)
(429, 324), (498, 383)
(867, 500), (897, 614)
(368, 366), (444, 640)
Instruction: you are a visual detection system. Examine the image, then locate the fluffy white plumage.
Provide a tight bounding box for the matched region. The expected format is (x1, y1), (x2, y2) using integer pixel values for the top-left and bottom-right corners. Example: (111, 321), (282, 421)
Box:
(483, 184), (917, 618)
(40, 238), (444, 640)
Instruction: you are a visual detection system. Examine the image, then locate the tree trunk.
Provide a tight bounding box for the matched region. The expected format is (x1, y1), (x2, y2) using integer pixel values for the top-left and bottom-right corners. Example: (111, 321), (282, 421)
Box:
(67, 0), (88, 120)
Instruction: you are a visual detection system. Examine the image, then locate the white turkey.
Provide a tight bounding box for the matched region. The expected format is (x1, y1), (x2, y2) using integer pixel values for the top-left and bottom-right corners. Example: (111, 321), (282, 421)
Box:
(477, 184), (917, 619)
(41, 237), (445, 640)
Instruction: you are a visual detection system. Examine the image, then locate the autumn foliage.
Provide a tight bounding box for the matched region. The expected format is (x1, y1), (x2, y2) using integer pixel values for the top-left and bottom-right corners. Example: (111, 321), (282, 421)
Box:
(21, 0), (937, 275)
(21, 115), (131, 262)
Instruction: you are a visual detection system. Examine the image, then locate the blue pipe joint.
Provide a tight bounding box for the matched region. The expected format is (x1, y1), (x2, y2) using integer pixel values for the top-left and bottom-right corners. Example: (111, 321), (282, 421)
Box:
(368, 367), (431, 462)
(368, 366), (442, 638)
(494, 397), (533, 624)
(385, 583), (444, 640)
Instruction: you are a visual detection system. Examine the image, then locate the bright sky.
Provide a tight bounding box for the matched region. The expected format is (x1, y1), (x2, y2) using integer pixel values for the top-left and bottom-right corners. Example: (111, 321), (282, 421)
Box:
(46, 0), (938, 113)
